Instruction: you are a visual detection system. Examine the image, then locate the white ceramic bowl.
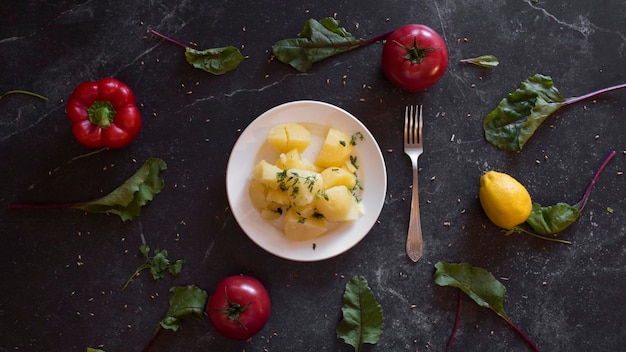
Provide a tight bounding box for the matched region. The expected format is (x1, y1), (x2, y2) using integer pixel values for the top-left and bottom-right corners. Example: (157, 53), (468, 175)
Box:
(226, 100), (387, 261)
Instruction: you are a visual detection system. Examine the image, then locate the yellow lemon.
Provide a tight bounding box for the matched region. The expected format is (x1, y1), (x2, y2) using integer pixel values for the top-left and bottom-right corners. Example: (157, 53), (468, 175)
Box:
(479, 171), (532, 229)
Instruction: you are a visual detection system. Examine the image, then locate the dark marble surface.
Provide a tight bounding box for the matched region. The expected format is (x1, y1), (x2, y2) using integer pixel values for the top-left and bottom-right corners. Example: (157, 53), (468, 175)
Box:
(1, 1), (625, 351)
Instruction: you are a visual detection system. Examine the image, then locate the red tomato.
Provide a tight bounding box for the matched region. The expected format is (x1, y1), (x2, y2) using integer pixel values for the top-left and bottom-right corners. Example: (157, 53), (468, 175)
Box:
(207, 275), (271, 340)
(381, 24), (448, 92)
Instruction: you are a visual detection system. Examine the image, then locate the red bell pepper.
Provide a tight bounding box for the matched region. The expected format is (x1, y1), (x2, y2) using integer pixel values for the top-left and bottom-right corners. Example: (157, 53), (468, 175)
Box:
(66, 77), (142, 148)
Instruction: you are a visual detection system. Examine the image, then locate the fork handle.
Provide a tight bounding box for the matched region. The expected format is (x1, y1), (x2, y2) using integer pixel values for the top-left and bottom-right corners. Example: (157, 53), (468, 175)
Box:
(406, 163), (424, 262)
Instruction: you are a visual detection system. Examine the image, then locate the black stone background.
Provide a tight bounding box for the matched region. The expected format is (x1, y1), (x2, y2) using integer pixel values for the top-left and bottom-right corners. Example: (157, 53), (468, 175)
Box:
(1, 1), (625, 351)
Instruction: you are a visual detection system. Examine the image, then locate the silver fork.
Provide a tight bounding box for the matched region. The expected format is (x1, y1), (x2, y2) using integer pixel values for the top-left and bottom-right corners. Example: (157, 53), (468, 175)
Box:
(404, 105), (424, 262)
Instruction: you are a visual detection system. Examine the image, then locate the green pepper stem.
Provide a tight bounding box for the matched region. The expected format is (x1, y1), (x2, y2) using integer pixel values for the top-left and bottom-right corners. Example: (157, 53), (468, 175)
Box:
(88, 100), (116, 128)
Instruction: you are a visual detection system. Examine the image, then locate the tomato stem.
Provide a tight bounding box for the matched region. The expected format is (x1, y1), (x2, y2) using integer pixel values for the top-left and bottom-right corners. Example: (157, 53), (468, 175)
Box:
(395, 38), (438, 64)
(211, 287), (252, 330)
(149, 29), (188, 49)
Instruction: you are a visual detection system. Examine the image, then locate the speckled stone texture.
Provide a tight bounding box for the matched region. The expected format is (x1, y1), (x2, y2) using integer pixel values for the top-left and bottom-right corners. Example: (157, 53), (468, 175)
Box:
(1, 1), (625, 351)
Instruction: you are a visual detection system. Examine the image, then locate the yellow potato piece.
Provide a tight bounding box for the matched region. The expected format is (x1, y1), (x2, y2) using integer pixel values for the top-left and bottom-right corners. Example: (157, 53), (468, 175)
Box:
(266, 188), (290, 206)
(283, 207), (327, 241)
(267, 123), (311, 153)
(320, 167), (356, 189)
(316, 186), (355, 222)
(249, 179), (269, 209)
(275, 148), (319, 172)
(279, 169), (324, 207)
(315, 128), (353, 168)
(251, 160), (283, 189)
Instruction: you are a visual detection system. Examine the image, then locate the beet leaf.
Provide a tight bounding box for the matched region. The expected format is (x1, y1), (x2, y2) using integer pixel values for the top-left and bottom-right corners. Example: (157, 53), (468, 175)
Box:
(460, 55), (499, 68)
(142, 285), (208, 352)
(272, 17), (393, 72)
(149, 30), (244, 75)
(525, 150), (615, 234)
(9, 157), (167, 222)
(483, 74), (626, 151)
(434, 262), (540, 352)
(336, 275), (384, 352)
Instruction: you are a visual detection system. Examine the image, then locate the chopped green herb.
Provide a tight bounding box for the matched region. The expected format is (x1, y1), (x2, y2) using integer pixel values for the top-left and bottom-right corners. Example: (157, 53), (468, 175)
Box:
(339, 140), (347, 147)
(350, 155), (359, 169)
(350, 132), (364, 146)
(121, 239), (185, 292)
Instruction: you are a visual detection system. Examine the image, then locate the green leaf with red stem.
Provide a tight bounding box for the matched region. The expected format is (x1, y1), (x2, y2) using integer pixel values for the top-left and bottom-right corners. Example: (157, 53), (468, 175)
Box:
(460, 55), (499, 68)
(525, 151), (616, 235)
(9, 158), (167, 222)
(336, 275), (383, 352)
(434, 262), (540, 352)
(483, 74), (626, 151)
(272, 17), (394, 72)
(149, 29), (244, 75)
(142, 285), (208, 352)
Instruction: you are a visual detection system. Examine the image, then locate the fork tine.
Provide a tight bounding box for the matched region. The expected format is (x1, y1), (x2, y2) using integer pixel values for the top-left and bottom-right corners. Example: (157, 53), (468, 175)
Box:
(417, 105), (422, 144)
(404, 106), (410, 143)
(404, 105), (423, 145)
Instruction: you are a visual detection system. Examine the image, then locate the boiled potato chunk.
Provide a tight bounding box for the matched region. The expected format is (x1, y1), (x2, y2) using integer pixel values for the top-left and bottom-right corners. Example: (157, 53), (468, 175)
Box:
(252, 160), (283, 189)
(267, 123), (311, 153)
(279, 169), (324, 207)
(266, 188), (290, 206)
(260, 207), (282, 220)
(316, 186), (354, 222)
(320, 167), (356, 189)
(275, 148), (319, 172)
(283, 207), (327, 241)
(249, 180), (283, 220)
(315, 128), (353, 168)
(249, 179), (269, 209)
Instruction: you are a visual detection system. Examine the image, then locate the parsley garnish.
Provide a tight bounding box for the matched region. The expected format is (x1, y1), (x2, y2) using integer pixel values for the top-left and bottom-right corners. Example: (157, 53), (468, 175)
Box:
(350, 132), (364, 146)
(121, 238), (185, 292)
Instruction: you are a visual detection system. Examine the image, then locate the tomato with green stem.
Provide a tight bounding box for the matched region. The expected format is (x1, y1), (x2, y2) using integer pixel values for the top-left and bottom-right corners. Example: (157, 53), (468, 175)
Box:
(381, 24), (448, 92)
(207, 275), (271, 340)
